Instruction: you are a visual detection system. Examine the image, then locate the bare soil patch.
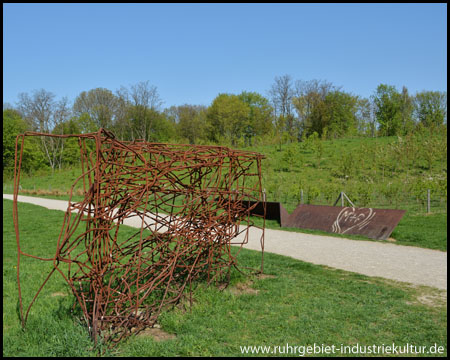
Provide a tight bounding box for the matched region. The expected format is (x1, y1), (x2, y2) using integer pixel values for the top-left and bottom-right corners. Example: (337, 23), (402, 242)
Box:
(416, 293), (447, 308)
(405, 286), (447, 308)
(136, 327), (176, 341)
(256, 273), (276, 280)
(228, 281), (259, 295)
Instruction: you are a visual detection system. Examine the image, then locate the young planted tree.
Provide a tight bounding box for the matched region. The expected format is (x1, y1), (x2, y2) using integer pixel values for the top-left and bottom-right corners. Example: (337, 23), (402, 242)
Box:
(273, 115), (288, 151)
(280, 143), (298, 172)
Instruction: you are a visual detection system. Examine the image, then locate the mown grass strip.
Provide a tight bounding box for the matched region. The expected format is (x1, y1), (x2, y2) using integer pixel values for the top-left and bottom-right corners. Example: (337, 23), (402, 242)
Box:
(3, 200), (447, 357)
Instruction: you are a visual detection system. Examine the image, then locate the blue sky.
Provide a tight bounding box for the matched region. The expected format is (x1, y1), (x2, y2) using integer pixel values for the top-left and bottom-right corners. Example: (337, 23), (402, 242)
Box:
(3, 3), (447, 109)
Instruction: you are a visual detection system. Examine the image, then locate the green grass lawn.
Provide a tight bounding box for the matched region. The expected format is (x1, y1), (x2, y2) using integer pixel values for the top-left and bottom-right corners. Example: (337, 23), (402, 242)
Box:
(390, 213), (447, 251)
(3, 199), (447, 357)
(253, 212), (447, 252)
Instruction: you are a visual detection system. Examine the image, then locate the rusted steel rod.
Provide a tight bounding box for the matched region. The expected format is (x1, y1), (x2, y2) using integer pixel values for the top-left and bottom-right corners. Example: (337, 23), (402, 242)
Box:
(13, 128), (266, 345)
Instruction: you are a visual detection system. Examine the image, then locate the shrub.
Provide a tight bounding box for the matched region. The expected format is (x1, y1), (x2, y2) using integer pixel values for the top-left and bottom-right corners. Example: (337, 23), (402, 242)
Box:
(280, 144), (298, 172)
(322, 184), (339, 205)
(306, 184), (320, 204)
(354, 183), (373, 207)
(333, 152), (357, 180)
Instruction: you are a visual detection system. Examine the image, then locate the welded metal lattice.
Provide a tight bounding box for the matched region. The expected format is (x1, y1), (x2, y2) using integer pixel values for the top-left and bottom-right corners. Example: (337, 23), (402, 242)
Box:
(13, 129), (265, 345)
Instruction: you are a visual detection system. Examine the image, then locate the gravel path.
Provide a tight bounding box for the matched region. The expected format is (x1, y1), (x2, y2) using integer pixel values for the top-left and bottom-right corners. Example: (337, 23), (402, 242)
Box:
(4, 194), (447, 290)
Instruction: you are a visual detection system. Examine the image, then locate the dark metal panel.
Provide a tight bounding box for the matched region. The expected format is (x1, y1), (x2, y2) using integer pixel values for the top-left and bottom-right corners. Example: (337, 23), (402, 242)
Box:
(239, 200), (289, 225)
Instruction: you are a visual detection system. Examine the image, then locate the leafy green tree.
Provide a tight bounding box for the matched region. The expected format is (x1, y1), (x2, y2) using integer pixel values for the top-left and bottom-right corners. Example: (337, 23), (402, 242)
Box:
(206, 94), (249, 146)
(3, 109), (43, 174)
(399, 86), (415, 134)
(273, 115), (290, 151)
(321, 91), (358, 139)
(76, 112), (98, 134)
(414, 91), (447, 128)
(293, 88), (358, 139)
(127, 105), (156, 141)
(238, 91), (273, 139)
(3, 109), (27, 170)
(149, 110), (176, 142)
(292, 79), (336, 139)
(373, 84), (402, 136)
(173, 105), (207, 144)
(53, 117), (83, 166)
(292, 94), (314, 137)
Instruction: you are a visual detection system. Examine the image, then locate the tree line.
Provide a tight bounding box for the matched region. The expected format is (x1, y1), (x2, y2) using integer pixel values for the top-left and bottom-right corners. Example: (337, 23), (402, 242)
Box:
(3, 75), (447, 173)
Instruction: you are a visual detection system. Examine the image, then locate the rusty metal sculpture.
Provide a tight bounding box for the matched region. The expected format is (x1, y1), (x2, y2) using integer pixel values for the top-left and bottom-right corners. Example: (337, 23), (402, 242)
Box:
(13, 129), (265, 345)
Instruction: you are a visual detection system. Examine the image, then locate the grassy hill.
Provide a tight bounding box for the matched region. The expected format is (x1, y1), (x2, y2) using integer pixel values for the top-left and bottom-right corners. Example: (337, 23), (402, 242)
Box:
(253, 135), (446, 213)
(3, 134), (447, 250)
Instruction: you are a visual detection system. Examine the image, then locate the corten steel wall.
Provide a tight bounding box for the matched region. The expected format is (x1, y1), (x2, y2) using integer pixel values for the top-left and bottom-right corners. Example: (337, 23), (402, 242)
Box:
(284, 204), (405, 240)
(239, 201), (405, 240)
(13, 129), (266, 346)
